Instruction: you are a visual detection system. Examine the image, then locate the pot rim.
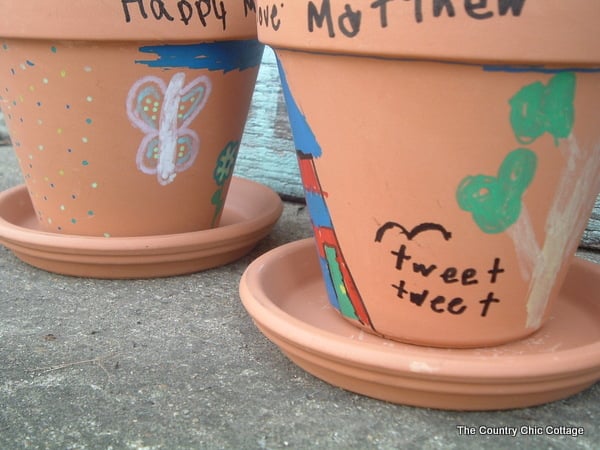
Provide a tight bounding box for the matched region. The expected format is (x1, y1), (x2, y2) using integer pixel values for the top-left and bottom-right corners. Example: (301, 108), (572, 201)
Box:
(256, 0), (600, 66)
(0, 0), (259, 42)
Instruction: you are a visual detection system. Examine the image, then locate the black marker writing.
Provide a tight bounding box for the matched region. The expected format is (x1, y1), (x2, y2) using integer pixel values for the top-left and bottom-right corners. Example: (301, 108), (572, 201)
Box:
(377, 220), (505, 319)
(258, 3), (282, 31)
(375, 221), (452, 242)
(121, 0), (228, 30)
(303, 0), (527, 37)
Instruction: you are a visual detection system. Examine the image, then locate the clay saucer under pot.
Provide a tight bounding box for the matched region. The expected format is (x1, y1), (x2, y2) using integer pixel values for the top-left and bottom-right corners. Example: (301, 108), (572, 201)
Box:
(0, 177), (282, 278)
(239, 238), (600, 411)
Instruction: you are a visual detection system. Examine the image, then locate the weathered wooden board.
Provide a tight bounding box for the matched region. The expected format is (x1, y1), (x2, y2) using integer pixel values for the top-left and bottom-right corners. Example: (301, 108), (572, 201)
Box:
(582, 197), (600, 250)
(235, 47), (302, 199)
(0, 111), (9, 146)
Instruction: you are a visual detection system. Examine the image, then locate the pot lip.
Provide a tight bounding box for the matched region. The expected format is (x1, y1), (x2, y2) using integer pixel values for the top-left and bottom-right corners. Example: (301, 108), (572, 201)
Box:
(0, 34), (261, 43)
(0, 0), (259, 42)
(256, 0), (600, 67)
(267, 47), (600, 72)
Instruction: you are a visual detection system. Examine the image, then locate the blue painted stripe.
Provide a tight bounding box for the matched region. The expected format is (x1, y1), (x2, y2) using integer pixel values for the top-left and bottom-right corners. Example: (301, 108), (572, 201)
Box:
(276, 56), (322, 157)
(136, 40), (264, 73)
(305, 192), (333, 228)
(483, 65), (600, 74)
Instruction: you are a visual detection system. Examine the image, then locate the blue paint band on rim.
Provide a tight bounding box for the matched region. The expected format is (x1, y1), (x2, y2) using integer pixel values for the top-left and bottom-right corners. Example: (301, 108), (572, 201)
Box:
(136, 40), (264, 73)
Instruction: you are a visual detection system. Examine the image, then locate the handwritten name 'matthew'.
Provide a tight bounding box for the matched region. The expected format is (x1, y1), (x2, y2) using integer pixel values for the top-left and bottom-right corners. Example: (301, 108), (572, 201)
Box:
(305, 0), (527, 38)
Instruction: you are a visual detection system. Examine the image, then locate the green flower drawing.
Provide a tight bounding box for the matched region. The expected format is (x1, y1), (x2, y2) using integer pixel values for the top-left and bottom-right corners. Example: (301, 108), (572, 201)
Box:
(509, 72), (575, 146)
(213, 140), (240, 186)
(456, 148), (537, 234)
(211, 140), (240, 227)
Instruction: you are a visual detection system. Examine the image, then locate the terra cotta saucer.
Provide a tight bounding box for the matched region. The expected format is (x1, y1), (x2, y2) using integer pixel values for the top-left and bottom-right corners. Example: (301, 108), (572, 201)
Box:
(0, 177), (282, 278)
(239, 238), (600, 411)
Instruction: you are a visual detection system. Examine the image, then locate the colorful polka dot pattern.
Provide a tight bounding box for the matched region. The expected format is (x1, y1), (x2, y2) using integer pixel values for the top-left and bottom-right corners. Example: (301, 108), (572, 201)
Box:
(0, 41), (109, 236)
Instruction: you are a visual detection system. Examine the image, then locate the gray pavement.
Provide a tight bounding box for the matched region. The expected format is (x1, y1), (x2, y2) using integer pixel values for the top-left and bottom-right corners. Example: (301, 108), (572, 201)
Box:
(1, 142), (599, 449)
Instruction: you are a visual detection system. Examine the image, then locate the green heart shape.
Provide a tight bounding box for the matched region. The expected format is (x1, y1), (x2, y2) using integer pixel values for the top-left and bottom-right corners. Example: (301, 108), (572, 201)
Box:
(457, 148), (537, 234)
(509, 72), (576, 145)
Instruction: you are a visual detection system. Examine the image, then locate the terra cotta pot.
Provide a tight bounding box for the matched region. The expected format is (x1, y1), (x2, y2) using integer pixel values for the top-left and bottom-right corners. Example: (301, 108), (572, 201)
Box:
(0, 0), (264, 237)
(257, 0), (600, 347)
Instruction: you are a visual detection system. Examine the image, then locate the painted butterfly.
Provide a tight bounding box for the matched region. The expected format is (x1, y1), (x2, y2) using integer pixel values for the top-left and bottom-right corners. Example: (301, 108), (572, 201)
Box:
(126, 72), (212, 185)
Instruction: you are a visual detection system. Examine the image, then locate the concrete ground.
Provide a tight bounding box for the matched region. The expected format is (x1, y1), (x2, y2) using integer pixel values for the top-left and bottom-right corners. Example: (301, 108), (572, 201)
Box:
(1, 141), (599, 449)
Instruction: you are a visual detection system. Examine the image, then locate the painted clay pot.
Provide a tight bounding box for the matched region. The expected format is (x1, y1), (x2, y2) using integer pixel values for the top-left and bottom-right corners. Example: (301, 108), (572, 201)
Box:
(257, 0), (600, 347)
(0, 1), (263, 237)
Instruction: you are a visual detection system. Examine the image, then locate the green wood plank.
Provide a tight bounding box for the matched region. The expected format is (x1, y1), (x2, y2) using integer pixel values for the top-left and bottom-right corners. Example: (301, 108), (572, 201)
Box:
(235, 47), (303, 199)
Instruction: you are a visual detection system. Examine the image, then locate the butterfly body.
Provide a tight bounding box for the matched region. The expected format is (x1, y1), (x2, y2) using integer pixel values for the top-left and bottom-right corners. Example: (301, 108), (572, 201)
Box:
(127, 72), (212, 185)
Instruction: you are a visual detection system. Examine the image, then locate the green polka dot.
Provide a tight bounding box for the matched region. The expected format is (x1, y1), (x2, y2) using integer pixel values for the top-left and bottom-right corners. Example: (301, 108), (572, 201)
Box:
(82, 160), (89, 166)
(50, 46), (57, 53)
(87, 210), (94, 216)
